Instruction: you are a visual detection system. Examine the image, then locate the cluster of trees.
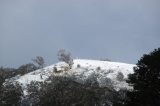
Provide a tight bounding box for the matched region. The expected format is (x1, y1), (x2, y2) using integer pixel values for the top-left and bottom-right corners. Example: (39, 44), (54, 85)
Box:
(0, 48), (160, 106)
(0, 56), (45, 77)
(0, 82), (22, 106)
(24, 75), (126, 106)
(0, 56), (45, 105)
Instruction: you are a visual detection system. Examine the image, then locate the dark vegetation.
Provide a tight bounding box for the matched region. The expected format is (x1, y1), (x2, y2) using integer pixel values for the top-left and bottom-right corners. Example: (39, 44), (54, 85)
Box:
(0, 56), (44, 105)
(124, 48), (160, 106)
(0, 48), (160, 106)
(25, 76), (126, 106)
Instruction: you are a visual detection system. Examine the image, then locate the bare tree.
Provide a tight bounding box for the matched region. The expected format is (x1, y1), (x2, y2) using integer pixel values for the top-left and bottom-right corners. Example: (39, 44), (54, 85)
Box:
(32, 56), (45, 69)
(57, 49), (73, 67)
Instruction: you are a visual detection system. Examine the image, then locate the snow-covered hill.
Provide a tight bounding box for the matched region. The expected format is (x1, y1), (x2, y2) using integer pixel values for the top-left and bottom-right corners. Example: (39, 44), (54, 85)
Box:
(7, 59), (136, 94)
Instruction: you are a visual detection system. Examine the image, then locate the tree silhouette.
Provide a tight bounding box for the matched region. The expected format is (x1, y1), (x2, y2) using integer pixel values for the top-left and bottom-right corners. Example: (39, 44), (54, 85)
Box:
(32, 56), (45, 69)
(57, 49), (73, 67)
(125, 48), (160, 106)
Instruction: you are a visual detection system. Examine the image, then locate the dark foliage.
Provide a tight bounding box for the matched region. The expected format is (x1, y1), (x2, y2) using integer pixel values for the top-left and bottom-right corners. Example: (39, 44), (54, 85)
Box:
(26, 76), (124, 106)
(116, 72), (124, 81)
(0, 67), (17, 79)
(125, 48), (160, 106)
(0, 82), (23, 106)
(17, 63), (38, 75)
(0, 56), (44, 79)
(0, 67), (17, 91)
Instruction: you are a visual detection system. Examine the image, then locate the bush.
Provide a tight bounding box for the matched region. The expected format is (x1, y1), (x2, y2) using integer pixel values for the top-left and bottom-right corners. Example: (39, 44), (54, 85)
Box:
(116, 72), (124, 81)
(98, 77), (113, 89)
(77, 64), (81, 68)
(96, 66), (101, 70)
(53, 67), (58, 72)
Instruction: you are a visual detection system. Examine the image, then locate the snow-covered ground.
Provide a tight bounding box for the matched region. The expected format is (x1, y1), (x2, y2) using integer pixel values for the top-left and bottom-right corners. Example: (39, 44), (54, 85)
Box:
(8, 59), (136, 94)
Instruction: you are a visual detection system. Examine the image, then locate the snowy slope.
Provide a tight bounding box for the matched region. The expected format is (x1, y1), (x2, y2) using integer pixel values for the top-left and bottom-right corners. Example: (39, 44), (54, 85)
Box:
(71, 59), (135, 90)
(8, 59), (136, 94)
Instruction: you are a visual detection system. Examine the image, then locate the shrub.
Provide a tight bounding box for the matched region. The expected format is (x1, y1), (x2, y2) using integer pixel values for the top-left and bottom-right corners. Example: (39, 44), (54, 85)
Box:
(53, 67), (58, 72)
(77, 64), (81, 68)
(116, 72), (124, 81)
(96, 66), (101, 70)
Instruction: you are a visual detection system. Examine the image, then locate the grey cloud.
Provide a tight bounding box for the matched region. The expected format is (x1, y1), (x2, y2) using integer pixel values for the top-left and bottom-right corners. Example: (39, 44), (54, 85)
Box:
(0, 0), (160, 67)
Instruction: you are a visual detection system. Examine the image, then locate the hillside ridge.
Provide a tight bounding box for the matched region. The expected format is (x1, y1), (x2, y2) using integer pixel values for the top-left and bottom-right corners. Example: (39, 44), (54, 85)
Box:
(7, 59), (136, 95)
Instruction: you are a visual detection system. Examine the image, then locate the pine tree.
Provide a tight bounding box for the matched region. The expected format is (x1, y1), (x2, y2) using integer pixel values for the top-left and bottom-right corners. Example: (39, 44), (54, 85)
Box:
(125, 48), (160, 106)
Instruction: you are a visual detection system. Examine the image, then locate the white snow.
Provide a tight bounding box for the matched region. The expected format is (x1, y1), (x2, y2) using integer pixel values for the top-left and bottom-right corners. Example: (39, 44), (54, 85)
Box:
(8, 59), (136, 94)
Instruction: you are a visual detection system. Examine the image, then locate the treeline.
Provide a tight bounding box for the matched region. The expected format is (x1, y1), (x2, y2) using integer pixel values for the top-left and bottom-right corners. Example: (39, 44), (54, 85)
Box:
(21, 75), (127, 106)
(0, 48), (160, 106)
(0, 56), (45, 106)
(0, 56), (45, 78)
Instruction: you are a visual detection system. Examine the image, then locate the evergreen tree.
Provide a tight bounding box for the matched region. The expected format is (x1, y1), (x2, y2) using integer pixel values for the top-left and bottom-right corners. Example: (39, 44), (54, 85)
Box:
(125, 48), (160, 106)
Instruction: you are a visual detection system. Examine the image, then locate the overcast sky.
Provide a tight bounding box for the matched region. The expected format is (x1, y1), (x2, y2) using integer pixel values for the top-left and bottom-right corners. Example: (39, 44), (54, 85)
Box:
(0, 0), (160, 68)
